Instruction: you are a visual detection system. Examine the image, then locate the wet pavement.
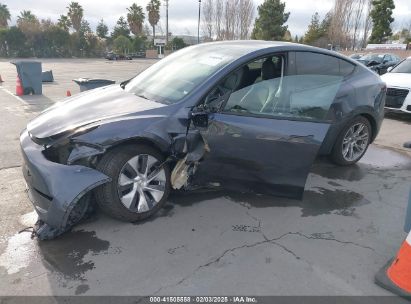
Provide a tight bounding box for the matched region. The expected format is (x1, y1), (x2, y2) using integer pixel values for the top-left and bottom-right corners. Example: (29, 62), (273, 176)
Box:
(0, 59), (411, 297)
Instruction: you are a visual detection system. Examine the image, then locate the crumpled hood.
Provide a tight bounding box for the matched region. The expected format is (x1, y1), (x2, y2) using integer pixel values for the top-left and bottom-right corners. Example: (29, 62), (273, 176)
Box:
(27, 85), (165, 139)
(381, 73), (411, 89)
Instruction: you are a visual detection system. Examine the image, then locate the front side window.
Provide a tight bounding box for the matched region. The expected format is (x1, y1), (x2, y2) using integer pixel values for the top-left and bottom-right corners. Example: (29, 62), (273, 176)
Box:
(212, 53), (343, 121)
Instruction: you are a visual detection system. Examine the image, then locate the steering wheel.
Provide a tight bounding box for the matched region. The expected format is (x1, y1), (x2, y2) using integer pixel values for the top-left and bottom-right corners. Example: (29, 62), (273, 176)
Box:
(205, 85), (226, 105)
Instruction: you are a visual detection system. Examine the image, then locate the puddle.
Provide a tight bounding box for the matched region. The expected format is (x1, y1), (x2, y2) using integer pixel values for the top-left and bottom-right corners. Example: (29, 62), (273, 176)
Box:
(312, 146), (411, 181)
(38, 230), (109, 280)
(0, 233), (36, 274)
(170, 187), (368, 217)
(359, 146), (411, 169)
(311, 162), (366, 181)
(301, 188), (368, 217)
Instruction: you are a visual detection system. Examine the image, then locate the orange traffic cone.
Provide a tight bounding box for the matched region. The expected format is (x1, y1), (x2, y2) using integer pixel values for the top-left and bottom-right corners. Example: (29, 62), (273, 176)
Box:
(66, 90), (71, 97)
(376, 230), (411, 298)
(16, 76), (23, 96)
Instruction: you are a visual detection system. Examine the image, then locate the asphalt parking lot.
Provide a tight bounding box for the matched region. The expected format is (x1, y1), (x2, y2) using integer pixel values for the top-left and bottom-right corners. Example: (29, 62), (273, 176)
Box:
(0, 59), (411, 297)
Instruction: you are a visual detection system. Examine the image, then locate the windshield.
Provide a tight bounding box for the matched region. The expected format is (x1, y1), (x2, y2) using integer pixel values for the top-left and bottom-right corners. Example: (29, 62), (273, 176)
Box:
(359, 54), (384, 63)
(391, 59), (411, 73)
(124, 44), (243, 104)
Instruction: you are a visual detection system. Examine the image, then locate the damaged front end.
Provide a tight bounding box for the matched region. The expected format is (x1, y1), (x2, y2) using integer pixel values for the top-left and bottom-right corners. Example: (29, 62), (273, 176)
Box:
(20, 110), (210, 240)
(20, 130), (111, 240)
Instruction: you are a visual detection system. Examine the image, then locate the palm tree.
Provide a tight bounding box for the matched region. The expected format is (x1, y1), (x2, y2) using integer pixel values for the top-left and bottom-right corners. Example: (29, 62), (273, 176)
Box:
(0, 3), (11, 28)
(67, 1), (83, 32)
(17, 10), (38, 27)
(57, 15), (72, 31)
(127, 3), (145, 36)
(146, 0), (161, 43)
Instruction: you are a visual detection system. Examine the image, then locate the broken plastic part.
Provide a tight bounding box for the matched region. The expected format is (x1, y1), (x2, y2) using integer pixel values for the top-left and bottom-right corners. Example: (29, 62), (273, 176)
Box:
(33, 194), (93, 240)
(171, 156), (190, 190)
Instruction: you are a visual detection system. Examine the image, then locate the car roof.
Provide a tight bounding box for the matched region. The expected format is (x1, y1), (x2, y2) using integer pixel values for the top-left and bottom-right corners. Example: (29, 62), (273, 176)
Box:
(198, 40), (324, 52)
(192, 40), (355, 63)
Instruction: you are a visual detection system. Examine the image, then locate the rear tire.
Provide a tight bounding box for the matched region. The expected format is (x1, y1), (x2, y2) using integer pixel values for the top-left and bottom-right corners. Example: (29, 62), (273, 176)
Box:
(330, 116), (372, 166)
(95, 144), (171, 222)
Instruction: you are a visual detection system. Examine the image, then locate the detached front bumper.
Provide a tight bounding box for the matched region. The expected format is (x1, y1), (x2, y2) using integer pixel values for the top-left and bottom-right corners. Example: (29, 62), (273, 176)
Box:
(20, 130), (110, 231)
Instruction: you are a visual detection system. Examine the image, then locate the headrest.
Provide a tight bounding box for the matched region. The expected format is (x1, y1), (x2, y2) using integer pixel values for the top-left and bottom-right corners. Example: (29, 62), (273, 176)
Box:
(261, 58), (276, 80)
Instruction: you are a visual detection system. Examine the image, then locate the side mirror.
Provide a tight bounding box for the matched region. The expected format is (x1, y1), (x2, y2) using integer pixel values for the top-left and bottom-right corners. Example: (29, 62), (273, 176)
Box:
(190, 110), (209, 128)
(404, 141), (411, 149)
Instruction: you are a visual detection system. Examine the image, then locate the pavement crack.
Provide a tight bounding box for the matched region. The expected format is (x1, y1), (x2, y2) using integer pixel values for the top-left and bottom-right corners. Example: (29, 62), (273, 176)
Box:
(0, 165), (21, 171)
(150, 230), (373, 295)
(288, 232), (375, 251)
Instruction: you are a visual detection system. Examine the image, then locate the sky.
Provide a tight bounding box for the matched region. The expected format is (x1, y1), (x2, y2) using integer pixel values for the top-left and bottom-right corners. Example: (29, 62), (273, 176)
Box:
(4, 0), (411, 37)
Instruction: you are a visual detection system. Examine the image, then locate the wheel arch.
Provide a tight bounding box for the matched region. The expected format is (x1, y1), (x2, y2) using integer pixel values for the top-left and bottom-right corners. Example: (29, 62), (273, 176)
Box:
(105, 136), (170, 157)
(359, 113), (377, 142)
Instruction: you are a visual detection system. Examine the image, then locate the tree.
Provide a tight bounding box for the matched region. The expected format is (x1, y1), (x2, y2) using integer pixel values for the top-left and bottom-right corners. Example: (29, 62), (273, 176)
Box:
(133, 36), (146, 51)
(251, 0), (290, 41)
(41, 24), (71, 57)
(362, 0), (373, 47)
(57, 15), (71, 31)
(113, 35), (132, 54)
(238, 0), (255, 39)
(146, 0), (160, 44)
(0, 3), (11, 28)
(328, 0), (355, 49)
(79, 20), (92, 34)
(17, 10), (41, 56)
(127, 3), (145, 36)
(67, 2), (84, 32)
(369, 0), (395, 43)
(202, 0), (214, 39)
(96, 19), (108, 39)
(1, 26), (26, 57)
(17, 10), (39, 27)
(170, 37), (186, 50)
(112, 16), (130, 39)
(352, 0), (367, 49)
(304, 12), (322, 45)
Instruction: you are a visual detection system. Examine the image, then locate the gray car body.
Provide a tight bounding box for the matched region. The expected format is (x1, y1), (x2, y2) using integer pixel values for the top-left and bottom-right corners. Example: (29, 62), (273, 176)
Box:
(20, 41), (385, 238)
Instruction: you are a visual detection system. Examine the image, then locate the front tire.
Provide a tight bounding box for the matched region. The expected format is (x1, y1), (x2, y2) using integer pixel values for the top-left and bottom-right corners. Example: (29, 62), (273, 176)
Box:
(330, 116), (371, 166)
(95, 144), (171, 222)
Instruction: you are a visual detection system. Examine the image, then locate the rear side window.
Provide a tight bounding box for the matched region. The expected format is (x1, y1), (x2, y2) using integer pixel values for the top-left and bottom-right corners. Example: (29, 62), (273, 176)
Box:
(296, 52), (355, 77)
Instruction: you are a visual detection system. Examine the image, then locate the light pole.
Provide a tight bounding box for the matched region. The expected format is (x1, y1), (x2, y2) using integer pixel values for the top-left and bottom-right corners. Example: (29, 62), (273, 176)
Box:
(165, 0), (169, 45)
(198, 0), (201, 44)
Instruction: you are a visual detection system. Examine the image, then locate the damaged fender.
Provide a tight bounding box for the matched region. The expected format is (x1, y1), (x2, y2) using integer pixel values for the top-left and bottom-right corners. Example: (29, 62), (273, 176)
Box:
(170, 130), (210, 189)
(20, 130), (111, 238)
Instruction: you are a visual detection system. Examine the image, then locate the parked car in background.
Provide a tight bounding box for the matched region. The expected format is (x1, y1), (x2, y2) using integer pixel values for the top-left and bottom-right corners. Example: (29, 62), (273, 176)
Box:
(381, 57), (411, 113)
(357, 53), (401, 75)
(349, 53), (365, 60)
(20, 41), (386, 239)
(105, 53), (132, 61)
(130, 51), (146, 58)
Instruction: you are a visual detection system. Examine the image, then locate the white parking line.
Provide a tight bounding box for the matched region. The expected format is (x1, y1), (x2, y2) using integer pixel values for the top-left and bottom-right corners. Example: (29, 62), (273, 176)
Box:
(0, 86), (27, 105)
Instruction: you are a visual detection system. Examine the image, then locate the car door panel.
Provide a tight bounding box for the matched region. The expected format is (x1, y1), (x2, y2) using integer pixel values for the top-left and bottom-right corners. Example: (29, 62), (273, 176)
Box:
(196, 113), (331, 199)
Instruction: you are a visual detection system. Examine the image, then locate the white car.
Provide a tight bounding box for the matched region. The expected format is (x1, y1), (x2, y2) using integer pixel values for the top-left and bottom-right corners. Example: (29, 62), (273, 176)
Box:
(381, 57), (411, 113)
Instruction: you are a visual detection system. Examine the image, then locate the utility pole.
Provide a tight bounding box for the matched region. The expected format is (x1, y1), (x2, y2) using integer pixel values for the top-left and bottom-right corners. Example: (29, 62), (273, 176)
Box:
(165, 0), (169, 45)
(198, 0), (201, 44)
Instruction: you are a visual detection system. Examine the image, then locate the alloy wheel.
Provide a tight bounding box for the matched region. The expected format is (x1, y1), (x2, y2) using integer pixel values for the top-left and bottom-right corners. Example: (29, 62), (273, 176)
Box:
(342, 122), (369, 162)
(117, 154), (166, 213)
